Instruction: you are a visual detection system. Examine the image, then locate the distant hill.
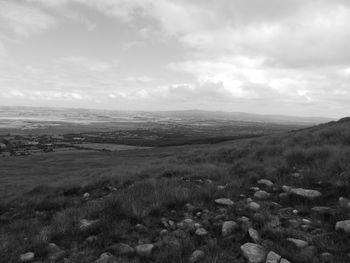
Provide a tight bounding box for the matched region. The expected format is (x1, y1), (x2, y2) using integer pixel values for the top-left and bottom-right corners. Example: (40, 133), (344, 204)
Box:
(0, 106), (334, 125)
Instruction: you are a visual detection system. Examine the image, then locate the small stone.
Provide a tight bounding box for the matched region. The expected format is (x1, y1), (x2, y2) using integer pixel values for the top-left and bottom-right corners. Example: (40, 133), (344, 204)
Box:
(250, 187), (260, 191)
(335, 220), (350, 234)
(189, 249), (205, 263)
(48, 243), (66, 261)
(215, 198), (234, 206)
(257, 179), (273, 187)
(95, 253), (117, 263)
(195, 228), (208, 236)
(107, 243), (135, 256)
(286, 238), (309, 248)
(222, 221), (238, 237)
(184, 203), (195, 212)
(302, 218), (312, 225)
(240, 242), (266, 263)
(160, 229), (168, 236)
(254, 190), (271, 200)
(135, 244), (154, 258)
(217, 185), (227, 190)
(248, 228), (261, 243)
(83, 192), (90, 198)
(20, 252), (34, 262)
(248, 201), (261, 211)
(86, 235), (98, 243)
(180, 218), (196, 232)
(292, 209), (298, 214)
(290, 188), (321, 199)
(265, 251), (281, 263)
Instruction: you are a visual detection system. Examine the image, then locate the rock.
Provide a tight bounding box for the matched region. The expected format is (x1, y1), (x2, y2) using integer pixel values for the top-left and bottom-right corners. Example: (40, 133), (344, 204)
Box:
(250, 187), (260, 191)
(248, 201), (261, 211)
(189, 249), (205, 263)
(286, 238), (309, 248)
(20, 252), (34, 262)
(279, 259), (291, 263)
(136, 244), (154, 258)
(289, 188), (321, 199)
(248, 228), (261, 243)
(265, 251), (281, 263)
(282, 185), (292, 192)
(161, 235), (183, 253)
(184, 203), (195, 212)
(240, 242), (266, 263)
(254, 190), (271, 200)
(335, 220), (350, 234)
(83, 192), (90, 198)
(257, 179), (273, 187)
(222, 221), (238, 237)
(195, 228), (208, 236)
(339, 197), (350, 208)
(288, 219), (300, 229)
(107, 243), (135, 256)
(320, 252), (333, 263)
(180, 218), (196, 232)
(95, 253), (118, 263)
(291, 172), (302, 177)
(217, 185), (227, 190)
(79, 219), (99, 230)
(302, 218), (312, 225)
(160, 229), (168, 236)
(215, 198), (234, 206)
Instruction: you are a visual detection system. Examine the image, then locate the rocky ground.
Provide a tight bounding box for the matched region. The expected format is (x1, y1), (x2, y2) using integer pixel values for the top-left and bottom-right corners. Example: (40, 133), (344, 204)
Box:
(14, 173), (350, 263)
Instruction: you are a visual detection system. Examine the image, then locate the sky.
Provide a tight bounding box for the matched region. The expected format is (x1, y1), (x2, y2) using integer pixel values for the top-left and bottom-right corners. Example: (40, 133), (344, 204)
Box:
(0, 0), (350, 118)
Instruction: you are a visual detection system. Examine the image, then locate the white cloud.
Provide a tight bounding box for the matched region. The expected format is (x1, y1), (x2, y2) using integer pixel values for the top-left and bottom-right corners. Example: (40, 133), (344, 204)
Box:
(0, 1), (57, 37)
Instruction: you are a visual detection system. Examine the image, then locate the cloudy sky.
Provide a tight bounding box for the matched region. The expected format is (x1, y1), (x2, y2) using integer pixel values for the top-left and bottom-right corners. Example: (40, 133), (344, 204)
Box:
(0, 0), (350, 117)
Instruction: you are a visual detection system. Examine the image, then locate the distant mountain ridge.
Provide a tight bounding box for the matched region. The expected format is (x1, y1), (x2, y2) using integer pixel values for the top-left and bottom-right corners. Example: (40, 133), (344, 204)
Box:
(0, 106), (335, 125)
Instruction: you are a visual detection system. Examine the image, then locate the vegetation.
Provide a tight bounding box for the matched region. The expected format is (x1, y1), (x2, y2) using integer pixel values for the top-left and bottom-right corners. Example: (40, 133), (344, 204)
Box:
(0, 118), (350, 262)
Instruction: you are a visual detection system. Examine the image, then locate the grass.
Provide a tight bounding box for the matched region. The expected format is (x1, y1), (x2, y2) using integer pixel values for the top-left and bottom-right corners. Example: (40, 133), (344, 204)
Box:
(1, 118), (350, 262)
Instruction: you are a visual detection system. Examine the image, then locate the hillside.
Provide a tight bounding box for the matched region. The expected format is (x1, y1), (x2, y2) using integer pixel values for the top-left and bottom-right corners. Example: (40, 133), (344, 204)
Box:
(1, 118), (350, 263)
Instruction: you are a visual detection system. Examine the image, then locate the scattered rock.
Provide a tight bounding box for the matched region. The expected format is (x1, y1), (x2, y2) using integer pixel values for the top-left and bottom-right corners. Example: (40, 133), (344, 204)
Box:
(248, 228), (261, 243)
(20, 252), (34, 262)
(286, 238), (309, 249)
(289, 188), (321, 199)
(335, 220), (350, 234)
(257, 179), (273, 187)
(265, 251), (281, 263)
(215, 198), (234, 206)
(189, 249), (205, 263)
(240, 242), (266, 263)
(107, 243), (135, 256)
(136, 244), (154, 258)
(222, 221), (238, 237)
(254, 190), (271, 200)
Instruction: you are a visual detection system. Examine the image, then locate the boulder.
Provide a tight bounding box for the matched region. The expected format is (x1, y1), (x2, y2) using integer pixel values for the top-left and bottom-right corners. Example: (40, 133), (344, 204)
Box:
(240, 242), (267, 263)
(222, 221), (238, 237)
(290, 188), (321, 199)
(189, 250), (205, 263)
(257, 179), (273, 187)
(215, 198), (234, 206)
(335, 220), (350, 234)
(136, 244), (154, 258)
(20, 252), (34, 262)
(254, 190), (271, 200)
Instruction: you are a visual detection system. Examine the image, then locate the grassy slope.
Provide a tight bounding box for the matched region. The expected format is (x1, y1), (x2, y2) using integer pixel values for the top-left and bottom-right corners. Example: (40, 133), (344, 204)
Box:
(1, 119), (350, 262)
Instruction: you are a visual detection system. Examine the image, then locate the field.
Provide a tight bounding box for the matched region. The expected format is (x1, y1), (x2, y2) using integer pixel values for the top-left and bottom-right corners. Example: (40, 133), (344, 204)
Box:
(0, 110), (349, 263)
